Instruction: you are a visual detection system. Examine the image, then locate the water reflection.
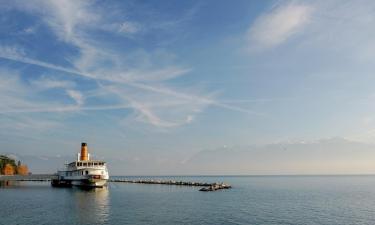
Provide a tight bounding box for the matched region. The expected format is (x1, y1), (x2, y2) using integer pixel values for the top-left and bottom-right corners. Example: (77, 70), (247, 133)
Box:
(72, 187), (110, 224)
(0, 180), (13, 187)
(0, 180), (25, 188)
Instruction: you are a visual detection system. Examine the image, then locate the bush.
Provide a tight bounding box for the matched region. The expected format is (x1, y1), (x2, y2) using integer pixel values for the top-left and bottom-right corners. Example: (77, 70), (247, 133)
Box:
(0, 155), (28, 175)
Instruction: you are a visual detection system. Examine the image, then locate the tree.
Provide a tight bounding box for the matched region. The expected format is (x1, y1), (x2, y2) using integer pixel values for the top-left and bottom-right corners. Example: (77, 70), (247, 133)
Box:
(0, 156), (29, 175)
(17, 164), (29, 175)
(3, 164), (15, 175)
(0, 155), (16, 175)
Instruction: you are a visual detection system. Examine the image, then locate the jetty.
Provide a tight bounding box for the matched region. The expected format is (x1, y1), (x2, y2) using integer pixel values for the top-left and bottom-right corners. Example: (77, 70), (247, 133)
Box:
(198, 183), (231, 191)
(0, 174), (57, 181)
(0, 175), (232, 191)
(109, 178), (232, 191)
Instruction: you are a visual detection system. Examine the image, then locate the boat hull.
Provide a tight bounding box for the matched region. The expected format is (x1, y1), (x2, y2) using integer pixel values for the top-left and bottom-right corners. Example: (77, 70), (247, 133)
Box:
(52, 175), (108, 188)
(71, 178), (107, 187)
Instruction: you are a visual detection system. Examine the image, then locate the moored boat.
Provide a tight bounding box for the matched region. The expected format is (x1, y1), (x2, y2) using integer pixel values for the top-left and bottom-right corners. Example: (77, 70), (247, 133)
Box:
(52, 143), (109, 188)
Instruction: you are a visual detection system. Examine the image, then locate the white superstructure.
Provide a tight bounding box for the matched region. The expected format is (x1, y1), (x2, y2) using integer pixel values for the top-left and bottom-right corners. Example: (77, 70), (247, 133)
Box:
(55, 143), (109, 187)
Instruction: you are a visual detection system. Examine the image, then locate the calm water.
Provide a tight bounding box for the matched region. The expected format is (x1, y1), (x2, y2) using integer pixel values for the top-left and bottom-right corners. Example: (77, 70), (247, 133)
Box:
(1, 176), (375, 225)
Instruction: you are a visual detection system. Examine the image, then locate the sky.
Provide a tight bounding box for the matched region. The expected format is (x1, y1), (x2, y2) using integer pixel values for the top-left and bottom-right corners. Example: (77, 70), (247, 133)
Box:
(2, 0), (375, 174)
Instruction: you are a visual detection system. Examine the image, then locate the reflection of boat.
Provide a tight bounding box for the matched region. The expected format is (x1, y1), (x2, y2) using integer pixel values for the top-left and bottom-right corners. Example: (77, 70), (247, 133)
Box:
(52, 143), (109, 188)
(74, 187), (109, 224)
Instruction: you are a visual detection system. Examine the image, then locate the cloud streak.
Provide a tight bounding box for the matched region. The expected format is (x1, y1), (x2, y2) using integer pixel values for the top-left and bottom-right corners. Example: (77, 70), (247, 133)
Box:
(0, 50), (258, 115)
(0, 0), (259, 131)
(248, 2), (313, 49)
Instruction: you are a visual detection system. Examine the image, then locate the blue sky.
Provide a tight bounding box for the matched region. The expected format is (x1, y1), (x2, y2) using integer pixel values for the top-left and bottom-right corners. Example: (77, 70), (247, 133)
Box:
(2, 0), (375, 174)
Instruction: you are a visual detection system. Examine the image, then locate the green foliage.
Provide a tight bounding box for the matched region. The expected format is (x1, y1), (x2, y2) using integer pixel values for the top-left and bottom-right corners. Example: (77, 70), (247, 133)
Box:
(0, 155), (17, 175)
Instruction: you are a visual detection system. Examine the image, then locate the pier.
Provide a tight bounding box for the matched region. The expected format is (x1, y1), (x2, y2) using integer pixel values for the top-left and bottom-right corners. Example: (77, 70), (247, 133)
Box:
(0, 175), (232, 191)
(109, 178), (232, 191)
(0, 174), (57, 181)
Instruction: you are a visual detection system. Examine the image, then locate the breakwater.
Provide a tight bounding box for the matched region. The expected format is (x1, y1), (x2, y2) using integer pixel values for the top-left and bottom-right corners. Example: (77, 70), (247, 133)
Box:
(109, 178), (232, 191)
(0, 175), (232, 191)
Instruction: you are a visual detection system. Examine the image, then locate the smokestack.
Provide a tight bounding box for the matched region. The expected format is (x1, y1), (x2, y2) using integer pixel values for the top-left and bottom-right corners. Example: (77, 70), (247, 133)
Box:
(80, 143), (88, 161)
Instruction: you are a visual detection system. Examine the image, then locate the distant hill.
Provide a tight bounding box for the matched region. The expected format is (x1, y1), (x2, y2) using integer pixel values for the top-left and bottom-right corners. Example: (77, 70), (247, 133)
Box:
(6, 138), (375, 175)
(181, 138), (375, 175)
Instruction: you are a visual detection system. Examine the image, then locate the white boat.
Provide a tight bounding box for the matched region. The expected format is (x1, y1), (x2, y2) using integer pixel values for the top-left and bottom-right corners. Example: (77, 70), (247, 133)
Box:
(52, 143), (109, 188)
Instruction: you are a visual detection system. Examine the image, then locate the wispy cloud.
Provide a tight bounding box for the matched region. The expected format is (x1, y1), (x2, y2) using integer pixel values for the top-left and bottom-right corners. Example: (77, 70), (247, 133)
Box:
(0, 49), (258, 122)
(0, 0), (259, 131)
(39, 0), (98, 44)
(30, 76), (75, 90)
(117, 21), (141, 34)
(247, 2), (313, 49)
(66, 89), (84, 105)
(129, 99), (180, 128)
(22, 26), (37, 34)
(99, 21), (142, 37)
(1, 116), (61, 131)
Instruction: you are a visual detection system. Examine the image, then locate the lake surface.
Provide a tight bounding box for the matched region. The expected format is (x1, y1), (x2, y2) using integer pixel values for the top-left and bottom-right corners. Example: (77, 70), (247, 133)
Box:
(1, 176), (375, 225)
